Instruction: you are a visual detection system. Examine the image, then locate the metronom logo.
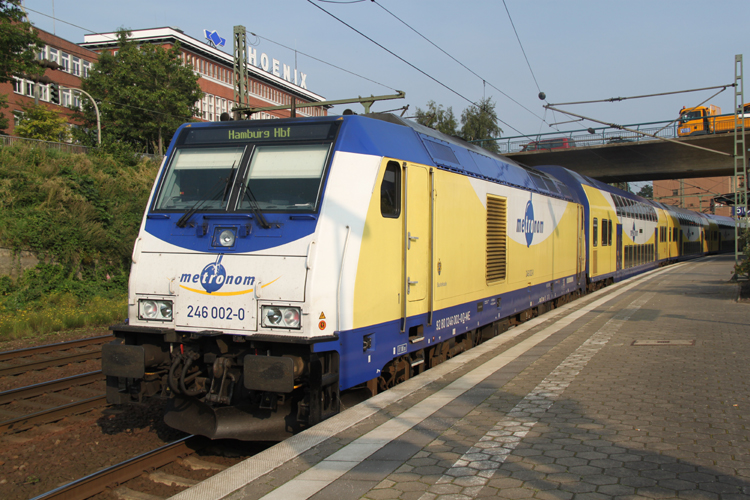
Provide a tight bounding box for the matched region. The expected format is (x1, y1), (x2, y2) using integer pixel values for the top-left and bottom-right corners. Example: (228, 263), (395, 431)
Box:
(179, 255), (255, 295)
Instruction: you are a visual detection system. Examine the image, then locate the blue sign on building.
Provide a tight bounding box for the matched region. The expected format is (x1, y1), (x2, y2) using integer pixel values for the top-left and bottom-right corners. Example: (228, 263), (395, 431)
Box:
(204, 30), (226, 48)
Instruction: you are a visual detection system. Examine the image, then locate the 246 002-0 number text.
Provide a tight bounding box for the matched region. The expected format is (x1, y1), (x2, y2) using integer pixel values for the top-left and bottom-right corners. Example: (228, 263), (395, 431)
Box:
(187, 305), (245, 321)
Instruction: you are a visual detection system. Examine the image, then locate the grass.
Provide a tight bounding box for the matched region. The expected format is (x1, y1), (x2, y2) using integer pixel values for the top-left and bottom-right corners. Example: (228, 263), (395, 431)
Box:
(0, 293), (127, 341)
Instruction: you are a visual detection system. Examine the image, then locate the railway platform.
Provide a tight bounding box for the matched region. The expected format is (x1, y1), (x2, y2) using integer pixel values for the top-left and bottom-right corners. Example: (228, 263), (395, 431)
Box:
(172, 254), (750, 500)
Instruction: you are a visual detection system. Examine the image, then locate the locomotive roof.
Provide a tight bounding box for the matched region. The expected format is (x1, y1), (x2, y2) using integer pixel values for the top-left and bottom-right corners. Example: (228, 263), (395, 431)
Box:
(352, 114), (576, 202)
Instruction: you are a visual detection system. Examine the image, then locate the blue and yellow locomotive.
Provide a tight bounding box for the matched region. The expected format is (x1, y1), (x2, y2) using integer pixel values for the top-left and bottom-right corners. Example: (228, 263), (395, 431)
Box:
(102, 113), (738, 440)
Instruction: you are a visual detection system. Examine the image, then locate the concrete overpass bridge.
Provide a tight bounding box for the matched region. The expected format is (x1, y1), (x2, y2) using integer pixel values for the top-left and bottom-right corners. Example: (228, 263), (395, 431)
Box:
(497, 121), (747, 184)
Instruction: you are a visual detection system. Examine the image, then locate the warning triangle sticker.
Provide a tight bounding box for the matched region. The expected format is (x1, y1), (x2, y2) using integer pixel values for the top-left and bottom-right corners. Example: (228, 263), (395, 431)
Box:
(319, 312), (326, 320)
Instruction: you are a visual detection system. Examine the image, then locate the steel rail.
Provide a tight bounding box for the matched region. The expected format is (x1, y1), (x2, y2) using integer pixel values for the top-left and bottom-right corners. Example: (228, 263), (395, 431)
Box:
(0, 394), (107, 433)
(29, 435), (205, 500)
(0, 370), (103, 404)
(0, 351), (102, 377)
(0, 334), (112, 362)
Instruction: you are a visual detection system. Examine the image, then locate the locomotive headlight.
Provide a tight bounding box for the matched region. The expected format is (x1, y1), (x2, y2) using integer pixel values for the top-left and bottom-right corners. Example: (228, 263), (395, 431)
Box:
(261, 306), (302, 329)
(219, 229), (236, 247)
(138, 299), (173, 321)
(212, 227), (236, 248)
(141, 300), (158, 319)
(159, 302), (173, 320)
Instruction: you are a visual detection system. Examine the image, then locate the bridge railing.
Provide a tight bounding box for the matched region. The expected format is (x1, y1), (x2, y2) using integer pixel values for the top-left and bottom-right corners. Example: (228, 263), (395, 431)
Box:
(481, 119), (679, 154)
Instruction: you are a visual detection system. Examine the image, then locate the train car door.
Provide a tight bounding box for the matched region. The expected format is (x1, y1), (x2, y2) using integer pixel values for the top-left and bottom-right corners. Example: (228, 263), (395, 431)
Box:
(401, 163), (431, 331)
(616, 224), (623, 272)
(654, 228), (659, 261)
(577, 205), (585, 278)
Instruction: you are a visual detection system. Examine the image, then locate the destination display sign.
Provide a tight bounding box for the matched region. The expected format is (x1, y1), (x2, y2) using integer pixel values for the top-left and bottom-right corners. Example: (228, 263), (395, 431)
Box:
(181, 122), (339, 145)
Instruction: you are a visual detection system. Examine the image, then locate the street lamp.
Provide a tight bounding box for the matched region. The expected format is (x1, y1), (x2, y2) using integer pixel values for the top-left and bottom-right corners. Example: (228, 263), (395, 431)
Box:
(60, 85), (101, 146)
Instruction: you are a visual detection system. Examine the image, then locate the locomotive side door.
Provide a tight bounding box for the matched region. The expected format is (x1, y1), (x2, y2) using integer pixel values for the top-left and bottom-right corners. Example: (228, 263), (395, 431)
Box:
(401, 163), (431, 331)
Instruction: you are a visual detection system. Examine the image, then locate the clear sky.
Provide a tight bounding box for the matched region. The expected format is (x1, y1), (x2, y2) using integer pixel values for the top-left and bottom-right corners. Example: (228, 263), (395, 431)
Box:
(21, 0), (749, 142)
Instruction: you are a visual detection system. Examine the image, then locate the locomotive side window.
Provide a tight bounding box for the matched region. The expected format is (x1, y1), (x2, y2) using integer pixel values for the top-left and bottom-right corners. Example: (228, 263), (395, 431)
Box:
(601, 219), (608, 246)
(154, 147), (245, 210)
(381, 161), (401, 218)
(608, 219), (613, 246)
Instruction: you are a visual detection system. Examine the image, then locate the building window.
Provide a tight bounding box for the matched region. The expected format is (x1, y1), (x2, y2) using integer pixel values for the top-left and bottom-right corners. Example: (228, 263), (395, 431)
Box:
(12, 77), (22, 94)
(48, 48), (58, 64)
(72, 57), (81, 76)
(62, 89), (71, 107)
(82, 60), (91, 78)
(61, 52), (70, 72)
(37, 45), (47, 60)
(25, 81), (34, 97)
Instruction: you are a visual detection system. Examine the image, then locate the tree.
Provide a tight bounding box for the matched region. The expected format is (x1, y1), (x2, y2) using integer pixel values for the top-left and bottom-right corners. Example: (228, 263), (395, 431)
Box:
(0, 93), (9, 132)
(14, 101), (69, 141)
(414, 100), (458, 137)
(637, 184), (653, 199)
(460, 97), (503, 153)
(0, 0), (43, 84)
(76, 30), (203, 155)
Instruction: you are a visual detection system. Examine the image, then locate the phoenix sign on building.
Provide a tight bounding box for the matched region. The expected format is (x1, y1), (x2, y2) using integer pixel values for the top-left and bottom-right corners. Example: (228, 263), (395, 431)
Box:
(80, 27), (327, 122)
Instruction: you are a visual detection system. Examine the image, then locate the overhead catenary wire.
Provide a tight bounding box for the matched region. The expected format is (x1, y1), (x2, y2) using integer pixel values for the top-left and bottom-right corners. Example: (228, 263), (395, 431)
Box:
(306, 0), (478, 107)
(652, 86), (728, 135)
(501, 0), (541, 95)
(249, 33), (396, 92)
(370, 0), (546, 124)
(308, 0), (530, 138)
(543, 104), (732, 157)
(549, 84), (735, 107)
(25, 5), (399, 98)
(22, 6), (121, 51)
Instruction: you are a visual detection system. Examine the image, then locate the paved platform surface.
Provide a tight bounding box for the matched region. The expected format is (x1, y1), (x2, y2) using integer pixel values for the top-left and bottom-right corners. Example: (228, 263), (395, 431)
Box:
(173, 255), (750, 500)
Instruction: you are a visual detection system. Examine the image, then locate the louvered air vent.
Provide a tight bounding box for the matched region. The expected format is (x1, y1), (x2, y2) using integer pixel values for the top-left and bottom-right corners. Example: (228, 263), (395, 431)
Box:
(487, 196), (507, 283)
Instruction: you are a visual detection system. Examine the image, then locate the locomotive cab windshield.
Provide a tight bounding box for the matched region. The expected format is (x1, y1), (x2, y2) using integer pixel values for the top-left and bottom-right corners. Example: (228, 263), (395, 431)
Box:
(153, 120), (340, 215)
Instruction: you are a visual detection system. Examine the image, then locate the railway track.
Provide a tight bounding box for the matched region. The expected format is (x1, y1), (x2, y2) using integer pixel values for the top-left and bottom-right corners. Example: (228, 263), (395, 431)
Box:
(29, 435), (261, 500)
(0, 335), (111, 377)
(0, 371), (106, 433)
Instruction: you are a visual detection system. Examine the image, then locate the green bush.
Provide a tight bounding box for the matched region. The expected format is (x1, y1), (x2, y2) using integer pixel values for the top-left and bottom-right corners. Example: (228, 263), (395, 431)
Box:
(735, 228), (750, 277)
(0, 143), (159, 338)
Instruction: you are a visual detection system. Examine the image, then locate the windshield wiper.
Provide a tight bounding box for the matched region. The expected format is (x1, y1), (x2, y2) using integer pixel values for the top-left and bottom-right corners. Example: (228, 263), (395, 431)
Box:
(176, 162), (236, 228)
(221, 161), (238, 203)
(240, 182), (271, 229)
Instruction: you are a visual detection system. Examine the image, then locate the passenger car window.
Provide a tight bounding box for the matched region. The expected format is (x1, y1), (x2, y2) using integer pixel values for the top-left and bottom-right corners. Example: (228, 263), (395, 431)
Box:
(593, 218), (598, 247)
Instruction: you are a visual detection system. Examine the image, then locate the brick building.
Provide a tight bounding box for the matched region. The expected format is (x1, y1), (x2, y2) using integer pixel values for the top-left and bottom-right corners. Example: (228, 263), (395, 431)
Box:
(653, 176), (739, 216)
(80, 27), (327, 122)
(0, 27), (98, 136)
(1, 26), (327, 137)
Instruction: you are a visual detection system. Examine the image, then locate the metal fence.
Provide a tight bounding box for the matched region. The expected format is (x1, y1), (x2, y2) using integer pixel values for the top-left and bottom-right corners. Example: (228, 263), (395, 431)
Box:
(483, 120), (680, 154)
(0, 134), (92, 154)
(0, 135), (163, 161)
